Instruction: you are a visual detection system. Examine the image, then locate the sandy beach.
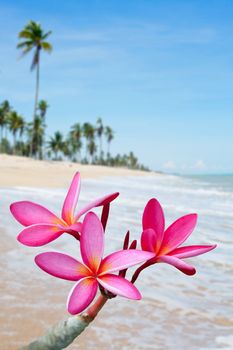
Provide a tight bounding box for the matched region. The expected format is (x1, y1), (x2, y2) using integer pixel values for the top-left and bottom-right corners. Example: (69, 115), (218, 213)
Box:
(0, 154), (152, 187)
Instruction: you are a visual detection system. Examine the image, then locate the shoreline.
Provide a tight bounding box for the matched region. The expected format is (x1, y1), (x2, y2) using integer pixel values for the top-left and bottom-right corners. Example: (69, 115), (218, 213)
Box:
(0, 154), (156, 188)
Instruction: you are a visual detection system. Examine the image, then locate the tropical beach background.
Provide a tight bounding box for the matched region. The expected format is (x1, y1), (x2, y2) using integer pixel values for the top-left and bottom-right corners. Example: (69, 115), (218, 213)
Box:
(0, 1), (233, 349)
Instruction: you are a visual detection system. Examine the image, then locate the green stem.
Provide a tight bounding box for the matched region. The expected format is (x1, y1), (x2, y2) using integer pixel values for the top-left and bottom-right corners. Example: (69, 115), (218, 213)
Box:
(20, 295), (108, 350)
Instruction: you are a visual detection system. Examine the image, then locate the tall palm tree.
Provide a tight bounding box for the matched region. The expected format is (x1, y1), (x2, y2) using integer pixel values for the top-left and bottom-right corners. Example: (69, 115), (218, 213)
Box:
(87, 139), (97, 164)
(0, 100), (11, 146)
(28, 116), (45, 159)
(104, 126), (114, 156)
(37, 100), (49, 159)
(47, 131), (64, 160)
(128, 151), (138, 169)
(62, 139), (73, 161)
(96, 117), (104, 160)
(8, 111), (25, 153)
(82, 122), (95, 160)
(69, 123), (82, 162)
(17, 21), (52, 155)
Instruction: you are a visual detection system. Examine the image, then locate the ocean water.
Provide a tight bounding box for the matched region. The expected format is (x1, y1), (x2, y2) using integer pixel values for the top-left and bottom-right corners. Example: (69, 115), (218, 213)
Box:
(0, 174), (232, 349)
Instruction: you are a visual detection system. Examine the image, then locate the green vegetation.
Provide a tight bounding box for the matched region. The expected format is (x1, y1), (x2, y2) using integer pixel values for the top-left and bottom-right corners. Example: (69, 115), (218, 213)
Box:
(0, 21), (149, 171)
(0, 100), (149, 170)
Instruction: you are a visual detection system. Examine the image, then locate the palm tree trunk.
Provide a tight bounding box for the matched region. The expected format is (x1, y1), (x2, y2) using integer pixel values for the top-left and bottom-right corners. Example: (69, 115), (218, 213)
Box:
(77, 149), (81, 163)
(85, 142), (88, 161)
(13, 133), (16, 155)
(19, 134), (23, 155)
(107, 142), (111, 164)
(99, 136), (102, 159)
(30, 51), (40, 157)
(39, 138), (43, 160)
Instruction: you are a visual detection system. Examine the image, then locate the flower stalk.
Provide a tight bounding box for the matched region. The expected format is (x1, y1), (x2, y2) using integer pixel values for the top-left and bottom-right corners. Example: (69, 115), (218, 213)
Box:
(20, 295), (108, 350)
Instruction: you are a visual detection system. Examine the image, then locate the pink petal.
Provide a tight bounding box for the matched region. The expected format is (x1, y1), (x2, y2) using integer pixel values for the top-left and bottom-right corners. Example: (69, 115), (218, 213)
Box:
(67, 277), (98, 315)
(99, 249), (155, 274)
(158, 255), (196, 275)
(142, 198), (165, 249)
(75, 192), (119, 219)
(35, 252), (90, 281)
(98, 274), (141, 300)
(10, 201), (62, 226)
(17, 224), (65, 246)
(80, 212), (104, 273)
(160, 214), (198, 255)
(62, 172), (81, 225)
(168, 244), (217, 259)
(141, 228), (160, 254)
(67, 222), (82, 233)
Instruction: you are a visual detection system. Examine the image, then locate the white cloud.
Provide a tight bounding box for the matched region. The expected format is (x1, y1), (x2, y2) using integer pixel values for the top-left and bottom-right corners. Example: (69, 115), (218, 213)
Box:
(192, 160), (207, 170)
(162, 161), (176, 170)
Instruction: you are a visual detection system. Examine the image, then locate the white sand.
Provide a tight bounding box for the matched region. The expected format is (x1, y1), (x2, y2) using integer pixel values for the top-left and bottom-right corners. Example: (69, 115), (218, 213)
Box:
(0, 154), (153, 187)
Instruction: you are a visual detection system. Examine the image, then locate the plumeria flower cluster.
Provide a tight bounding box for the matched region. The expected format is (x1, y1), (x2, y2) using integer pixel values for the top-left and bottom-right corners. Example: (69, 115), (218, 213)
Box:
(10, 172), (216, 315)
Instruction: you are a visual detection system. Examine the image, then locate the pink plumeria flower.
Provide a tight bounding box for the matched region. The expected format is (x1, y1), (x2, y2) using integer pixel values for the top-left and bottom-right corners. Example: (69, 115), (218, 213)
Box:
(35, 212), (155, 315)
(140, 198), (216, 276)
(10, 172), (119, 246)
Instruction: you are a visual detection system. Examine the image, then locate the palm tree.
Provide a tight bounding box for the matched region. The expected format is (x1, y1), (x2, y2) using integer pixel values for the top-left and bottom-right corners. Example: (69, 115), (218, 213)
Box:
(37, 100), (49, 158)
(69, 123), (82, 161)
(96, 117), (104, 160)
(128, 151), (138, 169)
(8, 111), (25, 153)
(17, 21), (52, 155)
(82, 123), (95, 161)
(104, 126), (114, 157)
(0, 107), (6, 151)
(62, 139), (73, 161)
(87, 139), (97, 164)
(28, 116), (45, 158)
(0, 138), (11, 154)
(47, 131), (64, 160)
(0, 100), (11, 147)
(38, 100), (49, 119)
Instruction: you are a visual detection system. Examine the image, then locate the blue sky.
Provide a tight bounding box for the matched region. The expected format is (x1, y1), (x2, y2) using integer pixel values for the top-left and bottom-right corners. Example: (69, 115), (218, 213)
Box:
(0, 0), (233, 174)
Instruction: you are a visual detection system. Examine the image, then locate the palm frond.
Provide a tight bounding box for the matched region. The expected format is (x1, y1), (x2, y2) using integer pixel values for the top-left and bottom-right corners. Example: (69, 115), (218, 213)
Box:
(18, 45), (34, 58)
(41, 41), (52, 52)
(17, 21), (52, 69)
(17, 40), (34, 49)
(18, 30), (33, 39)
(42, 30), (52, 40)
